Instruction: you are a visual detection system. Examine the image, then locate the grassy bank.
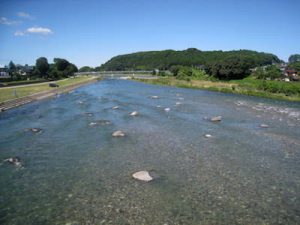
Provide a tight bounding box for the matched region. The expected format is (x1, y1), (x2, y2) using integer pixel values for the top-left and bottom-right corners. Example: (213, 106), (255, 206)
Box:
(134, 77), (300, 102)
(0, 79), (49, 87)
(0, 75), (97, 103)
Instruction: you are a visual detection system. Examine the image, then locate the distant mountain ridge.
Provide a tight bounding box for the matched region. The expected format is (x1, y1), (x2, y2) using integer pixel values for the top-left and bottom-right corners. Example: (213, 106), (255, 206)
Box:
(100, 48), (280, 71)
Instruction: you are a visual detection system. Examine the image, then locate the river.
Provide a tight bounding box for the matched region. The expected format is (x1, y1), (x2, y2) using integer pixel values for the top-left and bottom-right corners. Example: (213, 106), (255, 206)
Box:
(0, 79), (299, 225)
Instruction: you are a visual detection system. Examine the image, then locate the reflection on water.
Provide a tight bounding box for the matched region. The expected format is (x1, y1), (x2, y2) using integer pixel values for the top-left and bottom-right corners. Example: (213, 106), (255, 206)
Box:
(0, 79), (300, 225)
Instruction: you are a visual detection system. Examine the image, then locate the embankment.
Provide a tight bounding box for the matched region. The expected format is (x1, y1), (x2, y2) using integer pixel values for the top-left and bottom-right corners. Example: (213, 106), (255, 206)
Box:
(0, 77), (98, 112)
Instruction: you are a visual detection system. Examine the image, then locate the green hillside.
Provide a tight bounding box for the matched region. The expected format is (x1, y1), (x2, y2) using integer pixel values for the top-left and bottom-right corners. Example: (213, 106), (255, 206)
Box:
(100, 48), (280, 72)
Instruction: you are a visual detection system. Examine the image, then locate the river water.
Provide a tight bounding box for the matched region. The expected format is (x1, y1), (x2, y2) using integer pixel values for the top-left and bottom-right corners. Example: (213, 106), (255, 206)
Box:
(0, 79), (300, 225)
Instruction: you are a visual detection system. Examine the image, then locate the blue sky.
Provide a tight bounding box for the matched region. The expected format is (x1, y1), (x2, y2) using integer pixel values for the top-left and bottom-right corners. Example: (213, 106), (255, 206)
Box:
(0, 0), (299, 68)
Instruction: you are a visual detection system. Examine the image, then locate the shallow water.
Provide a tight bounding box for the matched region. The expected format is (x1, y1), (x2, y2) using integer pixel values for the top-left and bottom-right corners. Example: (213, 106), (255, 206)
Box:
(0, 79), (300, 225)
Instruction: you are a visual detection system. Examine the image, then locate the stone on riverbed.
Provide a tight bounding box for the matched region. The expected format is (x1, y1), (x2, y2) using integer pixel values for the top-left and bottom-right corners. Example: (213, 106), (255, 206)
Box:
(84, 112), (93, 117)
(4, 157), (22, 167)
(89, 120), (111, 126)
(112, 130), (125, 137)
(129, 111), (139, 116)
(28, 128), (43, 133)
(210, 116), (222, 122)
(260, 124), (269, 128)
(132, 171), (153, 182)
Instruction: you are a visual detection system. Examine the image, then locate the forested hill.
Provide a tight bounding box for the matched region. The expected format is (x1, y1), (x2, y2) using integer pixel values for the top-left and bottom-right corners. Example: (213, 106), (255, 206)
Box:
(100, 48), (280, 71)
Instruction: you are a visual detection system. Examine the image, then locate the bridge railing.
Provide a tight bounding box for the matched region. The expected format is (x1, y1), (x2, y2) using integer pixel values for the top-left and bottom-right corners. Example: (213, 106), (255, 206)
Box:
(74, 71), (153, 76)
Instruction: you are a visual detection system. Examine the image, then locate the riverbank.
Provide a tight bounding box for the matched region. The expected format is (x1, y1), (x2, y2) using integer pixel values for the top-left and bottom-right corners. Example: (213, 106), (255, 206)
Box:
(133, 77), (300, 102)
(0, 75), (98, 111)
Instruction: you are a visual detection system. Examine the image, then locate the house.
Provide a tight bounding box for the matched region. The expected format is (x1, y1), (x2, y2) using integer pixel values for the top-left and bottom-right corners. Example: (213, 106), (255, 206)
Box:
(0, 67), (10, 78)
(285, 68), (297, 76)
(285, 68), (299, 81)
(16, 65), (34, 76)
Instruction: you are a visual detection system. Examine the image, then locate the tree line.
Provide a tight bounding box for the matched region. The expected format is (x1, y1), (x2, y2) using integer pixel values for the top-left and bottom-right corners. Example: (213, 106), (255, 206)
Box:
(4, 57), (78, 81)
(288, 54), (300, 72)
(35, 57), (78, 79)
(99, 48), (280, 79)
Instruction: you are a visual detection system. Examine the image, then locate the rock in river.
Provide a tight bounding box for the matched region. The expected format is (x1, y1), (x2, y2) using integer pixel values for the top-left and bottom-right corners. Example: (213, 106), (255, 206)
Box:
(260, 124), (269, 128)
(112, 106), (119, 110)
(4, 157), (22, 167)
(132, 171), (153, 182)
(84, 112), (94, 117)
(210, 116), (222, 122)
(28, 128), (43, 133)
(112, 130), (125, 137)
(204, 134), (212, 138)
(89, 120), (111, 126)
(129, 111), (139, 116)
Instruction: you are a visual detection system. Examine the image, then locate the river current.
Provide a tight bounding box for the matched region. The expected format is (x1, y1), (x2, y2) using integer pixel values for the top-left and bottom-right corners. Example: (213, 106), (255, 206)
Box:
(0, 79), (299, 225)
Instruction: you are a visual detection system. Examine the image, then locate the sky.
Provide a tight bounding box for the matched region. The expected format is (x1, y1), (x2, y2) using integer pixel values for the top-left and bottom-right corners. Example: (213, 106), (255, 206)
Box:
(0, 0), (299, 68)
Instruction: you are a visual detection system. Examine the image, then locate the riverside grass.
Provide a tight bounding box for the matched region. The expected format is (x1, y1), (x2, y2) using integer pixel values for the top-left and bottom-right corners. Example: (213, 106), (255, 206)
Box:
(0, 75), (97, 103)
(134, 76), (300, 102)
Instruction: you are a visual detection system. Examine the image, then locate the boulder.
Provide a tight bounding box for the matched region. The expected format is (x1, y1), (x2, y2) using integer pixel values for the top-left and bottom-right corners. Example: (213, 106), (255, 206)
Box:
(29, 128), (42, 133)
(84, 112), (93, 117)
(4, 157), (22, 167)
(112, 130), (125, 137)
(260, 124), (269, 128)
(132, 171), (153, 182)
(89, 120), (111, 126)
(129, 111), (139, 116)
(210, 116), (222, 122)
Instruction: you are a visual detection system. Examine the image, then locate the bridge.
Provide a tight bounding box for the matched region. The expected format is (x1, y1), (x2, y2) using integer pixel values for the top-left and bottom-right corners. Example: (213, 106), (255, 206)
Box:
(74, 71), (157, 79)
(75, 70), (152, 76)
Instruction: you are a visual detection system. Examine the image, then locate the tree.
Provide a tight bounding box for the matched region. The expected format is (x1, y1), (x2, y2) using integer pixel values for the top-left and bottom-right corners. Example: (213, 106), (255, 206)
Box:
(65, 63), (78, 76)
(206, 57), (251, 80)
(265, 65), (281, 80)
(252, 65), (282, 80)
(36, 57), (49, 76)
(48, 58), (78, 78)
(79, 66), (94, 72)
(94, 66), (102, 72)
(8, 61), (16, 73)
(54, 58), (70, 71)
(170, 65), (181, 76)
(252, 67), (266, 79)
(288, 54), (300, 63)
(289, 61), (300, 72)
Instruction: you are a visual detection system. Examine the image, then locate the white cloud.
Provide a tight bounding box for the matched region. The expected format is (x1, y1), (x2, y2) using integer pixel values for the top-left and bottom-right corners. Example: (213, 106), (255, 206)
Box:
(17, 12), (34, 19)
(0, 17), (21, 25)
(26, 26), (53, 35)
(14, 31), (25, 36)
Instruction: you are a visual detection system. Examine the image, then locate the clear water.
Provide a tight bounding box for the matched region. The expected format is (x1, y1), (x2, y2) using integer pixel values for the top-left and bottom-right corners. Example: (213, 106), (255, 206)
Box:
(0, 79), (300, 225)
